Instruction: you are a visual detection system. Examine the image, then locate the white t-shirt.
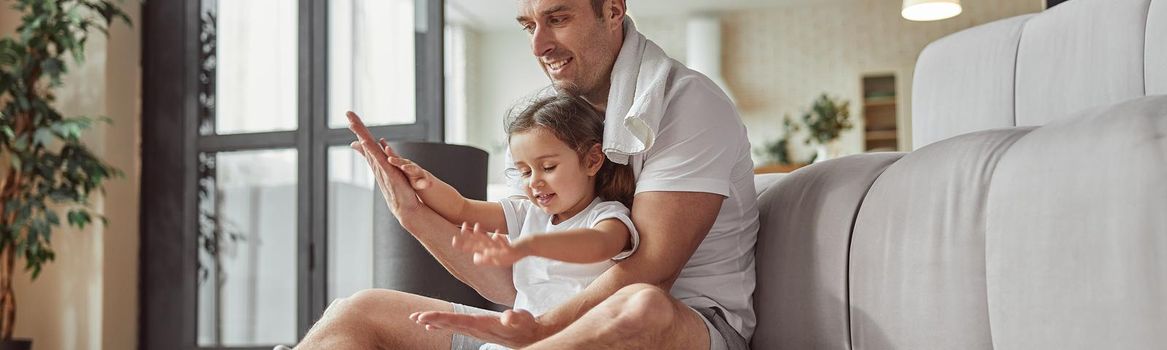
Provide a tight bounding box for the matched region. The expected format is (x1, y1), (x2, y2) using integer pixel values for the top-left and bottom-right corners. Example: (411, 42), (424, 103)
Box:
(499, 197), (640, 316)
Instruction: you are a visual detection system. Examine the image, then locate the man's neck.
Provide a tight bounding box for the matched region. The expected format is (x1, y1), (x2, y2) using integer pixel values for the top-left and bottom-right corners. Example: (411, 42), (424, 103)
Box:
(582, 80), (611, 113)
(583, 94), (608, 113)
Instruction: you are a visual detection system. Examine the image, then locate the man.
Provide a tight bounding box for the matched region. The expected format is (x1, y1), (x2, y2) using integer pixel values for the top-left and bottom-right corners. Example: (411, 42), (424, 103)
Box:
(296, 0), (758, 348)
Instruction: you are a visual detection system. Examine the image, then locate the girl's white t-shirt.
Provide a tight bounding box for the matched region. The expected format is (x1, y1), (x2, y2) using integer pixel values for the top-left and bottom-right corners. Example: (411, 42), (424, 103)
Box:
(498, 196), (640, 316)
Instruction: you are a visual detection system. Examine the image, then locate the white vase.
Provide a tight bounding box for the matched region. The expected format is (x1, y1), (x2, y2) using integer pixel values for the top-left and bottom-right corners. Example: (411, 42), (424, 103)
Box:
(813, 141), (841, 163)
(814, 144), (829, 163)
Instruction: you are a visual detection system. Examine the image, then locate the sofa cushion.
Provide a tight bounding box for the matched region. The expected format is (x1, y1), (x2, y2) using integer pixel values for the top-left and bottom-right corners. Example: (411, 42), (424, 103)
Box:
(849, 128), (1033, 349)
(752, 153), (903, 349)
(1014, 0), (1151, 125)
(911, 15), (1033, 150)
(985, 95), (1167, 349)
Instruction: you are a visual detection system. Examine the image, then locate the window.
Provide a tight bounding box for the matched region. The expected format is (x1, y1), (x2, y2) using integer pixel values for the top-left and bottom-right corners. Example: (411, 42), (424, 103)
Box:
(141, 0), (444, 348)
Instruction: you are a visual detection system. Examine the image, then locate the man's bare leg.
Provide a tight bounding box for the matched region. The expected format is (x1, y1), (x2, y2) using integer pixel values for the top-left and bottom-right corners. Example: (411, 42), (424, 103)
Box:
(528, 283), (711, 350)
(296, 289), (456, 350)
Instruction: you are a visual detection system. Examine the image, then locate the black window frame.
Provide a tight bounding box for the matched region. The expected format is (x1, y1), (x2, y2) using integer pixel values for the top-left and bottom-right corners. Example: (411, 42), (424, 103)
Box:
(140, 0), (444, 348)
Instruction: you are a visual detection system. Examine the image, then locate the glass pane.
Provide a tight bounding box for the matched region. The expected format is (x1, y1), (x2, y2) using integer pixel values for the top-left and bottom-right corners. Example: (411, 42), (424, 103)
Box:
(327, 146), (375, 301)
(328, 0), (417, 128)
(197, 149), (298, 347)
(208, 0), (298, 135)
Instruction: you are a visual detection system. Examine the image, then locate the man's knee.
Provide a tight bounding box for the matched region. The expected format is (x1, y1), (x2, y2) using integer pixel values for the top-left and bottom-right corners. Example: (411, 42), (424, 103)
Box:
(608, 283), (676, 333)
(328, 289), (408, 322)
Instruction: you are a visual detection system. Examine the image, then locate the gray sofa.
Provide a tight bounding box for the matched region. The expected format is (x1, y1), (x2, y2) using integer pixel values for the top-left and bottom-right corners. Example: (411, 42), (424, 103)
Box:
(749, 0), (1166, 348)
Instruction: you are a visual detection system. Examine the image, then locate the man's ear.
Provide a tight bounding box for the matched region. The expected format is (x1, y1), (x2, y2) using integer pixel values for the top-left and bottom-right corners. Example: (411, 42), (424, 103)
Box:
(604, 0), (626, 28)
(586, 144), (605, 176)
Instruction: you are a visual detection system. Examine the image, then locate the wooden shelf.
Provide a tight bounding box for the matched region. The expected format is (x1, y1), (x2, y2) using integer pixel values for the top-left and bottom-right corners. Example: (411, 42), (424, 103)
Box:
(865, 130), (897, 141)
(863, 97), (896, 107)
(862, 74), (898, 152)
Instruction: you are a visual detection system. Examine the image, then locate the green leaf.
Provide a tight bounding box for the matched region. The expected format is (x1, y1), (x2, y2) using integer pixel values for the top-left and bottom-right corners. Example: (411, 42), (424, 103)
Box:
(15, 95), (29, 110)
(68, 209), (91, 229)
(45, 210), (59, 226)
(34, 127), (53, 146)
(42, 56), (62, 73)
(0, 42), (19, 66)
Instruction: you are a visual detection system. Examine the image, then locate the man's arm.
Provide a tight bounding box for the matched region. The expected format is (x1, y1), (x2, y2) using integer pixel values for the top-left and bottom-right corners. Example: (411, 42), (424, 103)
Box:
(397, 205), (518, 305)
(347, 111), (517, 304)
(535, 191), (723, 334)
(388, 156), (509, 233)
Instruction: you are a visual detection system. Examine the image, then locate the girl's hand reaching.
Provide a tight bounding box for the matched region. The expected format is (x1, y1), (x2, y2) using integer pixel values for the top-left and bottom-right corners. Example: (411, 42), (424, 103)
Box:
(386, 156), (432, 190)
(452, 222), (532, 266)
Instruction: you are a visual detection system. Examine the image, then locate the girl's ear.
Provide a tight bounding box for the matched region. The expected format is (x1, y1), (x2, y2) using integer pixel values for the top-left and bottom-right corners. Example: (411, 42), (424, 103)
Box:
(586, 144), (605, 176)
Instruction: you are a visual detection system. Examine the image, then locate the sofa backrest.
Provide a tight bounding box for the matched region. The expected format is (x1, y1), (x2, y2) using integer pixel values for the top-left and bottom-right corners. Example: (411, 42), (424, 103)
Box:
(912, 0), (1167, 149)
(752, 0), (1167, 348)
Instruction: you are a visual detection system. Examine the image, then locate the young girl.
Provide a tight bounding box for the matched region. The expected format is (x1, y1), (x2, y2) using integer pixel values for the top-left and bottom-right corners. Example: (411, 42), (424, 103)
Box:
(387, 95), (639, 320)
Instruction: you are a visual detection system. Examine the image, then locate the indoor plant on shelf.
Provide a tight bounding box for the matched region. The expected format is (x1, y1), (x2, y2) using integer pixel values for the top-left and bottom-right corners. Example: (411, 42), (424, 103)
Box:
(0, 1), (129, 349)
(801, 93), (853, 162)
(754, 115), (811, 173)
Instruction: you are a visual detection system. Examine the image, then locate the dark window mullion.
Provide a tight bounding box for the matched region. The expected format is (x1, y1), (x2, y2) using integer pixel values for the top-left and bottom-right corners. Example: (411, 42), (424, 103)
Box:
(417, 0), (444, 142)
(303, 0), (329, 337)
(319, 124), (430, 146)
(196, 131), (298, 153)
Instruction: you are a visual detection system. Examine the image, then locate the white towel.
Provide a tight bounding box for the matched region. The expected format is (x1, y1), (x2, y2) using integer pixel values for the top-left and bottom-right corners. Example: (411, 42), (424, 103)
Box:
(603, 17), (676, 165)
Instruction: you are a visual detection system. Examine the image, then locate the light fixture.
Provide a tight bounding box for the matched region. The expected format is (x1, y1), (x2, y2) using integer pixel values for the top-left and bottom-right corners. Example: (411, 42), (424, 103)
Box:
(902, 0), (962, 21)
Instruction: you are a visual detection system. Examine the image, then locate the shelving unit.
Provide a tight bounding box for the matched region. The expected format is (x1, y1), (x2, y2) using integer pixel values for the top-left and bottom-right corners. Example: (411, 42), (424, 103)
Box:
(862, 75), (899, 151)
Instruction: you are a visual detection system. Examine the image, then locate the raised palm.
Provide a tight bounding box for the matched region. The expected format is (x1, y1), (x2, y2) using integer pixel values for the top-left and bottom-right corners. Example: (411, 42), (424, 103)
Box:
(451, 223), (529, 266)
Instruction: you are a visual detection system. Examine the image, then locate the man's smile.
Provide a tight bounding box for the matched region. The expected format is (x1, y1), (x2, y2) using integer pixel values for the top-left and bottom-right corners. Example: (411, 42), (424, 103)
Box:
(545, 57), (573, 76)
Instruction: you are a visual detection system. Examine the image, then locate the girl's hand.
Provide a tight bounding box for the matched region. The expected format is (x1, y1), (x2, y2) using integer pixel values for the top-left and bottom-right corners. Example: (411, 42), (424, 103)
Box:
(346, 111), (422, 216)
(386, 156), (432, 190)
(451, 222), (531, 266)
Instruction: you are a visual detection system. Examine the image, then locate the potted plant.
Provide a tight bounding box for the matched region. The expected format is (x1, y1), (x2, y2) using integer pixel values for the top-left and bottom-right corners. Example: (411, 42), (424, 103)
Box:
(754, 115), (811, 173)
(0, 1), (129, 348)
(800, 93), (853, 162)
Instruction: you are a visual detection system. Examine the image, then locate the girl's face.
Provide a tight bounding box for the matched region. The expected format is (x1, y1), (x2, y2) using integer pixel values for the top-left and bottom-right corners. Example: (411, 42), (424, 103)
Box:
(509, 127), (603, 222)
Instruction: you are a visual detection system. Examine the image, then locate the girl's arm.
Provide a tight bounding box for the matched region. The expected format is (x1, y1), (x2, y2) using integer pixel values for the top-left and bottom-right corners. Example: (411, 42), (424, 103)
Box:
(460, 218), (632, 266)
(388, 156), (508, 234)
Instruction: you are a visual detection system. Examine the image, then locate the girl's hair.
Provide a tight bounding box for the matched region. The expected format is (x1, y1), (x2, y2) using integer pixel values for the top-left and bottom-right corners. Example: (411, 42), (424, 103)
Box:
(506, 94), (636, 207)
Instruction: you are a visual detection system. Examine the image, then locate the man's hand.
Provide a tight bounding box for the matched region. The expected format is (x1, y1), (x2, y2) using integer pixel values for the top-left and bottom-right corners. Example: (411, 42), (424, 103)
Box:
(346, 111), (422, 216)
(410, 308), (547, 348)
(451, 222), (531, 266)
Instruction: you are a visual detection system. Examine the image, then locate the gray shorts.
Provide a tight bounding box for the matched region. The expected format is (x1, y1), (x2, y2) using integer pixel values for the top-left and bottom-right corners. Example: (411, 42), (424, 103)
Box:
(450, 303), (748, 350)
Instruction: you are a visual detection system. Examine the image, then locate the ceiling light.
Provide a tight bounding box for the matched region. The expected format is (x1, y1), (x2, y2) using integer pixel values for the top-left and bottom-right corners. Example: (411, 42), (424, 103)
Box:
(902, 0), (962, 21)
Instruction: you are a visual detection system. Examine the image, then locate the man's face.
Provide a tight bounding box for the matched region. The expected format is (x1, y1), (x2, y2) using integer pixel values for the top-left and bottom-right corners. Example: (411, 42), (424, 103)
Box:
(516, 0), (621, 101)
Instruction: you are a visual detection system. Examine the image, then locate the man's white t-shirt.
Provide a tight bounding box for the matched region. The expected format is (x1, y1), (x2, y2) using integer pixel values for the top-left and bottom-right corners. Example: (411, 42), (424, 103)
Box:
(623, 67), (760, 339)
(498, 197), (641, 316)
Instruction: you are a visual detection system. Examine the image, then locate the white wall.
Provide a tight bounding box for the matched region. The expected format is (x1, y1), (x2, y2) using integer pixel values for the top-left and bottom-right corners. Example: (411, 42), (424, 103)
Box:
(2, 2), (141, 350)
(720, 0), (1043, 161)
(466, 28), (549, 187)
